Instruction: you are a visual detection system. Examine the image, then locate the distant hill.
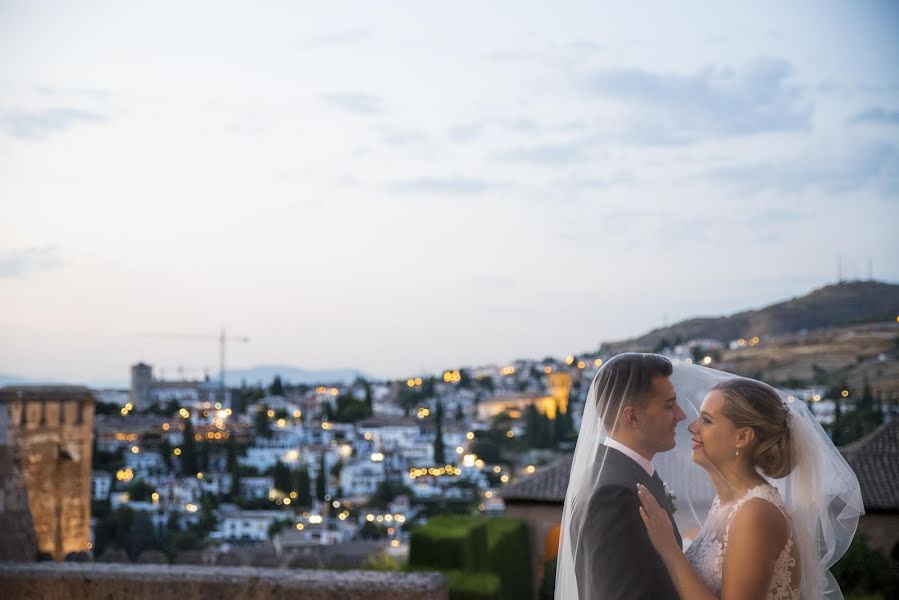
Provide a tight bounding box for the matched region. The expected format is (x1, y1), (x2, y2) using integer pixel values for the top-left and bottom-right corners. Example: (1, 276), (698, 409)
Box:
(600, 281), (899, 354)
(220, 365), (370, 387)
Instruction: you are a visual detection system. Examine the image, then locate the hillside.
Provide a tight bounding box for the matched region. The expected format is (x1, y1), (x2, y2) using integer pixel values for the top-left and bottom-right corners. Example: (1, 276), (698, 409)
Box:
(600, 281), (899, 354)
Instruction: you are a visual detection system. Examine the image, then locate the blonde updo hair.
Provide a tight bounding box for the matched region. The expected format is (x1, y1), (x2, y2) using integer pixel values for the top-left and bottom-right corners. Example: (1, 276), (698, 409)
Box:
(711, 378), (794, 478)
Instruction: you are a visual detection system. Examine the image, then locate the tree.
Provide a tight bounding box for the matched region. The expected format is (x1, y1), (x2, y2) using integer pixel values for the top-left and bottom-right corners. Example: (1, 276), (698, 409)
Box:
(254, 405), (273, 439)
(295, 467), (312, 507)
(316, 453), (327, 501)
(181, 414), (198, 475)
(269, 375), (285, 397)
(356, 377), (373, 415)
(227, 436), (241, 499)
(272, 461), (291, 493)
(333, 394), (370, 423)
(126, 478), (155, 502)
(433, 401), (445, 464)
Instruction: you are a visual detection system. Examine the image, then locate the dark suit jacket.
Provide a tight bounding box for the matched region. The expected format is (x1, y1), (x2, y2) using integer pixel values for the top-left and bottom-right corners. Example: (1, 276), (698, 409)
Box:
(571, 445), (682, 600)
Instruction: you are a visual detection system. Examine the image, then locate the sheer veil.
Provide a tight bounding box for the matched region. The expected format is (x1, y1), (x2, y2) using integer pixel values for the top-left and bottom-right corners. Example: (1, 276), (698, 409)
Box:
(556, 357), (864, 600)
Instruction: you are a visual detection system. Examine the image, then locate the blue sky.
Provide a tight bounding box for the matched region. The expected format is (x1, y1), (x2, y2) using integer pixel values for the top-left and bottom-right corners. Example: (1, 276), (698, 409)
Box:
(1, 1), (897, 384)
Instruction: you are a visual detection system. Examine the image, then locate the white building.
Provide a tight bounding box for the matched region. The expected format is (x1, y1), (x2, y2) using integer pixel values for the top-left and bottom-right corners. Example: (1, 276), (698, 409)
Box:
(214, 507), (285, 542)
(125, 450), (165, 475)
(91, 471), (112, 501)
(340, 459), (386, 497)
(240, 476), (275, 500)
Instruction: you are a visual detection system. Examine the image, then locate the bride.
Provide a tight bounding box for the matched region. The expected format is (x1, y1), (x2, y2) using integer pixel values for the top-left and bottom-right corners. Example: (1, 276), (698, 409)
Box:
(557, 358), (863, 600)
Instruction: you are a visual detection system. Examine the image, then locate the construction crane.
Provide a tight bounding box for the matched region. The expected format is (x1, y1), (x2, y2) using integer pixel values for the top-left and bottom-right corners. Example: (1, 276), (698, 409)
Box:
(138, 328), (250, 405)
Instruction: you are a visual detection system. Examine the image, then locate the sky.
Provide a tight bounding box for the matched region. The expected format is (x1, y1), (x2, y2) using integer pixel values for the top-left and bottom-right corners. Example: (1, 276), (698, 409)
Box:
(1, 1), (897, 385)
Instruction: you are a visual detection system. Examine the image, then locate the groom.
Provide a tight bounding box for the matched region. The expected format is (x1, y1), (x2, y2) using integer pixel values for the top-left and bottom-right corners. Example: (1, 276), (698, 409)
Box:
(572, 353), (686, 599)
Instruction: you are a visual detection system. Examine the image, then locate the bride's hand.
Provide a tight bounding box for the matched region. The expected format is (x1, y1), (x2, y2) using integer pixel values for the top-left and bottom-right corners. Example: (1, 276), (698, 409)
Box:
(637, 483), (680, 561)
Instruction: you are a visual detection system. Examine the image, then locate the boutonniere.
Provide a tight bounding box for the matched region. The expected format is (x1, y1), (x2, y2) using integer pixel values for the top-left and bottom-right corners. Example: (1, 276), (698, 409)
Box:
(663, 482), (677, 514)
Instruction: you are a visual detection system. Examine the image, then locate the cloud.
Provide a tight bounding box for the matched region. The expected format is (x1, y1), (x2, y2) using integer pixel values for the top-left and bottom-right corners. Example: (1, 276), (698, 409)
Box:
(320, 92), (383, 115)
(580, 58), (812, 140)
(380, 128), (430, 147)
(389, 177), (490, 195)
(496, 139), (592, 166)
(847, 107), (899, 126)
(312, 30), (372, 45)
(449, 124), (483, 142)
(703, 141), (899, 194)
(3, 107), (104, 139)
(0, 245), (63, 278)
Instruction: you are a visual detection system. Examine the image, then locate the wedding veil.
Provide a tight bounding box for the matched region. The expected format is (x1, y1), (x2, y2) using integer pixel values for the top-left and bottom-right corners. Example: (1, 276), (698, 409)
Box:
(556, 355), (864, 600)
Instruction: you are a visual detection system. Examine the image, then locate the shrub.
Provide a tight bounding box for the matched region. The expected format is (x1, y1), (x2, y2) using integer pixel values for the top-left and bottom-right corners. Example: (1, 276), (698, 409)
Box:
(485, 517), (533, 600)
(444, 570), (502, 600)
(409, 516), (488, 571)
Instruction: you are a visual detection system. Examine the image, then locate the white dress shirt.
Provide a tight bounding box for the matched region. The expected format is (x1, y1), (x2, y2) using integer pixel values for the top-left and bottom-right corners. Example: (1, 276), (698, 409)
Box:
(603, 437), (655, 477)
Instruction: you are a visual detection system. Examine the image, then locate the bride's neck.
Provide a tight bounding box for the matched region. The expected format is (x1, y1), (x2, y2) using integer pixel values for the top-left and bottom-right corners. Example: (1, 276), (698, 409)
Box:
(706, 462), (766, 504)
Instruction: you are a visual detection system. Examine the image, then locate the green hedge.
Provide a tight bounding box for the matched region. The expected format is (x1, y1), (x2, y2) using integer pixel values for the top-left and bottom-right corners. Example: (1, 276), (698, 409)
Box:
(409, 516), (489, 571)
(485, 518), (533, 600)
(409, 516), (532, 600)
(444, 571), (502, 600)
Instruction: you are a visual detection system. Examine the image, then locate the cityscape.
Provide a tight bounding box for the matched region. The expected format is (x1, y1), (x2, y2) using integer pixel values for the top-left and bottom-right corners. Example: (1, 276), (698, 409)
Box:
(2, 280), (897, 599)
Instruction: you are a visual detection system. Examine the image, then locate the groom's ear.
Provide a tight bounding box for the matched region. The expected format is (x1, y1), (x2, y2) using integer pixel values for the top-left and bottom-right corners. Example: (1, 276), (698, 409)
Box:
(621, 404), (639, 427)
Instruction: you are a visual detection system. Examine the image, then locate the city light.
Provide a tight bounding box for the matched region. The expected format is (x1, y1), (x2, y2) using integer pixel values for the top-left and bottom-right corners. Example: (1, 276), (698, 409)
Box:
(370, 452), (384, 462)
(296, 523), (304, 530)
(702, 356), (713, 365)
(526, 465), (536, 474)
(493, 466), (501, 473)
(841, 390), (850, 397)
(544, 366), (552, 374)
(594, 358), (603, 367)
(179, 408), (190, 419)
(466, 432), (474, 440)
(173, 448), (182, 456)
(812, 394), (822, 402)
(196, 472), (204, 479)
(161, 423), (170, 431)
(506, 431), (514, 438)
(366, 514), (374, 522)
(390, 540), (399, 548)
(151, 492), (159, 502)
(321, 422), (331, 430)
(577, 361), (586, 369)
(565, 355), (575, 365)
(501, 366), (515, 376)
(500, 475), (509, 483)
(131, 446), (140, 454)
(185, 503), (198, 513)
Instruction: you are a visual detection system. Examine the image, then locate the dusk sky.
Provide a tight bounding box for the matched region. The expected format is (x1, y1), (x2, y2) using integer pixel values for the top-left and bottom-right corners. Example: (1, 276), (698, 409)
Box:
(1, 1), (897, 385)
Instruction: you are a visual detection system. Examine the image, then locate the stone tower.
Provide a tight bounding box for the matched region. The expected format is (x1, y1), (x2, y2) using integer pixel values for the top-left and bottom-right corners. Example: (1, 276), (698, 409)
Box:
(130, 362), (153, 409)
(546, 372), (571, 416)
(0, 386), (95, 561)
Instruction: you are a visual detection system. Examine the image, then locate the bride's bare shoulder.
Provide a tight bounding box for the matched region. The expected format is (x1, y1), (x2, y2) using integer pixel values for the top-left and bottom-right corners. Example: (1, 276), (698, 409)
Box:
(729, 497), (790, 549)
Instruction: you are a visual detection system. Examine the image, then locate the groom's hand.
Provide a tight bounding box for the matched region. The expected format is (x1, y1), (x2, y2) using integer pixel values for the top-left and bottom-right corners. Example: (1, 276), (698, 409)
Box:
(637, 483), (680, 562)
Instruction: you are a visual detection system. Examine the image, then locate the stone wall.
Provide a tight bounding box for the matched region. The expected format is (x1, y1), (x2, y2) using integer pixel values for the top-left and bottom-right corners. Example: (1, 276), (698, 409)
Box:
(0, 387), (95, 561)
(0, 562), (448, 600)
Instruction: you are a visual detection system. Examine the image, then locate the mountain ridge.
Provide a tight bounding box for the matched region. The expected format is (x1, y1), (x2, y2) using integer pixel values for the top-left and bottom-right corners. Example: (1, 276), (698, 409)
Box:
(599, 280), (899, 354)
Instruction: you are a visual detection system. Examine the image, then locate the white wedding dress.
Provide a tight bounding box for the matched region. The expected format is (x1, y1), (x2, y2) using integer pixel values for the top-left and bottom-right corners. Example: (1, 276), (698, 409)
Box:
(685, 484), (800, 599)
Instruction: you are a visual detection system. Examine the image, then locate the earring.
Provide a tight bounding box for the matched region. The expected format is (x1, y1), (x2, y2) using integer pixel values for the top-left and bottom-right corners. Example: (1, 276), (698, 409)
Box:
(735, 448), (741, 456)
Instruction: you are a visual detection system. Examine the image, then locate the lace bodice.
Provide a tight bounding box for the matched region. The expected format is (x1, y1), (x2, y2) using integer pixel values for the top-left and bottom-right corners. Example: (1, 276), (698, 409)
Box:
(684, 484), (799, 599)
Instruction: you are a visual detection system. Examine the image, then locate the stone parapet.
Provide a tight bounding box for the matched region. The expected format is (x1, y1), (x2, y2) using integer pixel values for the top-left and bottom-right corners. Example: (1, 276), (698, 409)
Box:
(0, 562), (448, 600)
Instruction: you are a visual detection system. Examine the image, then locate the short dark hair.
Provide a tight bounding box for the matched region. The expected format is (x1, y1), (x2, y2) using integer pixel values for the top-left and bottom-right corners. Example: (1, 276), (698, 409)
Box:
(594, 353), (673, 430)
